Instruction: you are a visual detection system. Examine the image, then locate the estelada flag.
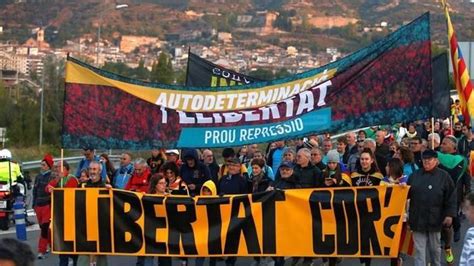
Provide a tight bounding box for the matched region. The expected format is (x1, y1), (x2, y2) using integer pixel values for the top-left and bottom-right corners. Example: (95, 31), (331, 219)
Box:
(443, 0), (474, 126)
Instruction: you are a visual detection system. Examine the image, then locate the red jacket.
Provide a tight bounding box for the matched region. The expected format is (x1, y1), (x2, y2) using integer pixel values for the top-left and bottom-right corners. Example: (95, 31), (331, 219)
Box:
(125, 168), (151, 193)
(47, 174), (79, 190)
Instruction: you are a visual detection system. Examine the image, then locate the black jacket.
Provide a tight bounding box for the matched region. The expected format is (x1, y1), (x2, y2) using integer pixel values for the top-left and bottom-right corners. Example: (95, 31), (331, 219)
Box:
(271, 175), (301, 190)
(293, 163), (322, 188)
(249, 172), (271, 193)
(458, 136), (474, 158)
(32, 171), (53, 207)
(83, 178), (106, 188)
(218, 174), (248, 195)
(180, 149), (211, 196)
(408, 167), (457, 232)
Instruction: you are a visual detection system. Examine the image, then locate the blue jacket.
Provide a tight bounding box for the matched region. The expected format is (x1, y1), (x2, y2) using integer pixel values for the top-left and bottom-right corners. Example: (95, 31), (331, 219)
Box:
(112, 163), (134, 189)
(180, 149), (211, 196)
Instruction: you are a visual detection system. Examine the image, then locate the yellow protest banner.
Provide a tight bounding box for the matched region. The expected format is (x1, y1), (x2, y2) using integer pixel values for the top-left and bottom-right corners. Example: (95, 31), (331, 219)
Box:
(66, 58), (336, 113)
(52, 186), (408, 257)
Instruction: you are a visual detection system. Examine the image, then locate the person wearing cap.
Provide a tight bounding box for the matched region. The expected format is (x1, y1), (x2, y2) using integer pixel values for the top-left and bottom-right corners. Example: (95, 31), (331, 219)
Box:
(75, 148), (107, 183)
(165, 149), (182, 167)
(438, 135), (471, 257)
(267, 161), (300, 266)
(267, 161), (301, 191)
(32, 154), (55, 259)
(218, 148), (248, 180)
(272, 147), (296, 181)
(217, 157), (247, 266)
(0, 149), (22, 189)
(407, 149), (457, 266)
(217, 157), (247, 196)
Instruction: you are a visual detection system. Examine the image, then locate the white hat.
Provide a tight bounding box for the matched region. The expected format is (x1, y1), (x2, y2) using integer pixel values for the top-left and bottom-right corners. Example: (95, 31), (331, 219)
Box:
(165, 149), (180, 155)
(0, 149), (12, 160)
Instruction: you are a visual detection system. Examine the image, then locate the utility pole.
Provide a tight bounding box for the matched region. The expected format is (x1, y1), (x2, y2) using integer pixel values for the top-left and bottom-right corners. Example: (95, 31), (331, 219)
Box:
(96, 3), (128, 66)
(39, 71), (44, 147)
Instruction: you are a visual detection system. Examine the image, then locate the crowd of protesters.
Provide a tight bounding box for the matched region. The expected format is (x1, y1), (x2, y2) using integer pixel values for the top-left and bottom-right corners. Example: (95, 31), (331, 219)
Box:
(30, 116), (474, 266)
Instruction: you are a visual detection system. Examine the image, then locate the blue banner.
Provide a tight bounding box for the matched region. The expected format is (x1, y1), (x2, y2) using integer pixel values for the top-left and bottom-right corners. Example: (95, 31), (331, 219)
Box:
(177, 108), (331, 147)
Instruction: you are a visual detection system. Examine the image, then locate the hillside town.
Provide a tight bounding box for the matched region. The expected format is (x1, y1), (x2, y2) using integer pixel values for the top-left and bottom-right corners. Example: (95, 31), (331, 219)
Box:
(0, 8), (402, 84)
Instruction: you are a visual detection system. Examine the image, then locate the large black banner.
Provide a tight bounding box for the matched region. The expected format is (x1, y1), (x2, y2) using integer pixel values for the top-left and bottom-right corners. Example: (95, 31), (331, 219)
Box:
(185, 52), (262, 87)
(431, 52), (451, 118)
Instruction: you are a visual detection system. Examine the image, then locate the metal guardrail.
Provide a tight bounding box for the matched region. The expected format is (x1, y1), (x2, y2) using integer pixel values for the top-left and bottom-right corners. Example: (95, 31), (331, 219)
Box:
(21, 155), (121, 171)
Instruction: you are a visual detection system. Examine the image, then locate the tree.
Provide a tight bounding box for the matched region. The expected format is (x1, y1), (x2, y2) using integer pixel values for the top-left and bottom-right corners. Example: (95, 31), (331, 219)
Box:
(150, 53), (174, 84)
(174, 69), (187, 85)
(41, 55), (65, 146)
(134, 60), (149, 80)
(249, 68), (274, 80)
(274, 68), (291, 79)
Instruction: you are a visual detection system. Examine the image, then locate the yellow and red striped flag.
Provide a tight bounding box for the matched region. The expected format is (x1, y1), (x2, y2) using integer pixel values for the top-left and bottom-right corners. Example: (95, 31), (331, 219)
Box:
(443, 0), (474, 126)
